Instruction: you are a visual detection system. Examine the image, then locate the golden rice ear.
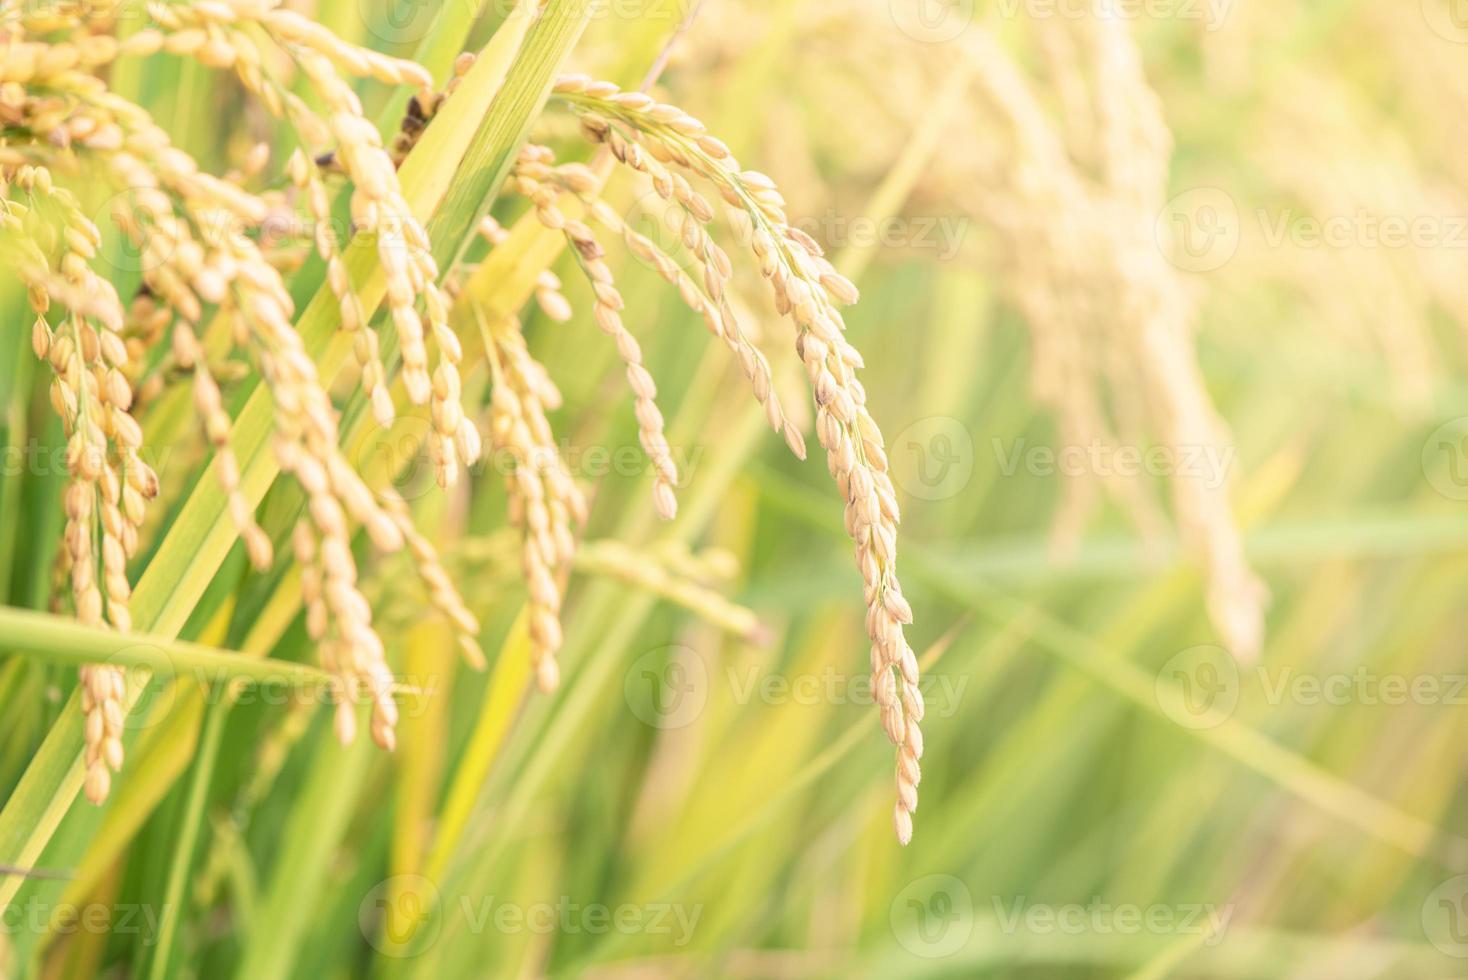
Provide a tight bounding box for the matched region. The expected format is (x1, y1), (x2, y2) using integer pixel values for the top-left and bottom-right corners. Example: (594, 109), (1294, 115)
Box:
(381, 492), (484, 670)
(547, 76), (922, 842)
(479, 307), (588, 693)
(539, 161), (805, 461)
(5, 169), (150, 804)
(1, 9), (490, 763)
(573, 540), (770, 644)
(514, 151), (681, 523)
(960, 21), (1265, 664)
(147, 0), (482, 492)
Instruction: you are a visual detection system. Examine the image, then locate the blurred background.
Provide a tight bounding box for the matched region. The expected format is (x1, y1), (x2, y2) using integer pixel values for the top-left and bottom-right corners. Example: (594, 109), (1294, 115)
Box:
(6, 0), (1468, 976)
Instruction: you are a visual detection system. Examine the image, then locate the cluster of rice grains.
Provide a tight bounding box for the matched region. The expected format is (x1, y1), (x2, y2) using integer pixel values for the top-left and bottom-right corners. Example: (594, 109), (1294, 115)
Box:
(3, 166), (153, 802)
(474, 284), (589, 694)
(2, 12), (924, 842)
(0, 4), (478, 794)
(528, 75), (924, 843)
(952, 17), (1267, 661)
(685, 3), (1269, 663)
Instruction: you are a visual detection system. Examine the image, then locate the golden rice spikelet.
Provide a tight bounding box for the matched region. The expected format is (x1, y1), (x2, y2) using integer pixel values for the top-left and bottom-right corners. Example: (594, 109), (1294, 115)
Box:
(957, 20), (1267, 662)
(3, 165), (157, 803)
(513, 147), (680, 521)
(548, 75), (923, 843)
(480, 309), (588, 693)
(0, 32), (458, 756)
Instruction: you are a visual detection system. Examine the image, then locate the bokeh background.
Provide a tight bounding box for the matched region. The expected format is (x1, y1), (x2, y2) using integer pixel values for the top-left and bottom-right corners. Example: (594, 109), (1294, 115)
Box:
(6, 0), (1468, 976)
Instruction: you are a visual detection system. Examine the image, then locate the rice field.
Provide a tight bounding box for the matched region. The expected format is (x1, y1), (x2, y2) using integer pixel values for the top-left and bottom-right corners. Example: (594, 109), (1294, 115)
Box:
(3, 1), (1468, 977)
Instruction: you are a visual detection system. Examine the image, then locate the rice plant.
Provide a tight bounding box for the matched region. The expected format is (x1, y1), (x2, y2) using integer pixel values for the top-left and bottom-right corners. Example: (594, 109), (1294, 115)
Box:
(2, 0), (1467, 977)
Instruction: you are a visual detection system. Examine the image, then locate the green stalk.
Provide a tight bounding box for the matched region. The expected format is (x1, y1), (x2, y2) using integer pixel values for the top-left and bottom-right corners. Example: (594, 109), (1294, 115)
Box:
(230, 717), (376, 980)
(0, 606), (332, 688)
(141, 698), (229, 980)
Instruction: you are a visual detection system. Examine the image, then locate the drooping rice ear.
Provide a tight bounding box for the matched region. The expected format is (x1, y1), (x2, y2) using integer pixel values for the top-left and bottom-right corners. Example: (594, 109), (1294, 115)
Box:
(545, 76), (924, 842)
